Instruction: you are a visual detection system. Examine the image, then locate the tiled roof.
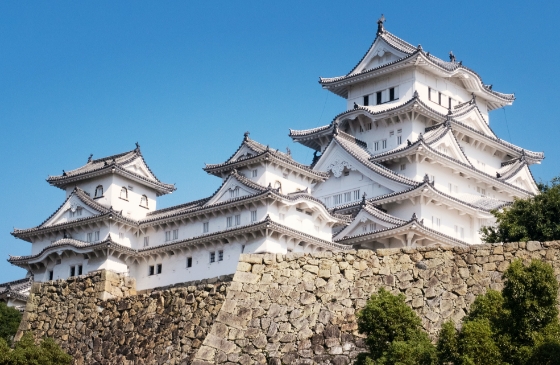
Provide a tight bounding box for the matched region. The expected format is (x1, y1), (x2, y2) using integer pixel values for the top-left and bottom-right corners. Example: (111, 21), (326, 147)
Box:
(0, 277), (32, 293)
(335, 214), (468, 247)
(319, 29), (514, 107)
(204, 135), (329, 179)
(12, 187), (137, 241)
(362, 203), (407, 226)
(46, 146), (175, 195)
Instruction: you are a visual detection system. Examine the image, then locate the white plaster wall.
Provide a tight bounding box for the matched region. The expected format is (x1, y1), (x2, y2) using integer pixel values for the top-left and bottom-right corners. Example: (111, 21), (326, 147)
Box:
(347, 69), (414, 110)
(110, 175), (158, 220)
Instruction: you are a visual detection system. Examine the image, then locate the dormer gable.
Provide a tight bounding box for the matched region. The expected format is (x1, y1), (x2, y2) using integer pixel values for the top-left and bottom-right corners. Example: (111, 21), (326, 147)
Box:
(204, 172), (267, 206)
(452, 106), (495, 137)
(38, 189), (108, 228)
(350, 38), (408, 76)
(334, 204), (404, 240)
(121, 155), (158, 181)
(426, 125), (471, 165)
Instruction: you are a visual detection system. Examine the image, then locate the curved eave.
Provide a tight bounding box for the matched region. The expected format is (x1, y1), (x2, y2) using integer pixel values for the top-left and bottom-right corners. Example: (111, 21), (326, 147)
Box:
(204, 151), (328, 181)
(335, 219), (468, 247)
(12, 212), (137, 242)
(47, 165), (175, 196)
(319, 51), (514, 110)
(289, 125), (335, 151)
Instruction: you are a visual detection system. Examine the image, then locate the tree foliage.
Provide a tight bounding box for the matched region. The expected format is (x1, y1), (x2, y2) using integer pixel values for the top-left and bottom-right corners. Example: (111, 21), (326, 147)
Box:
(0, 333), (72, 365)
(0, 303), (21, 343)
(358, 260), (560, 365)
(482, 177), (560, 243)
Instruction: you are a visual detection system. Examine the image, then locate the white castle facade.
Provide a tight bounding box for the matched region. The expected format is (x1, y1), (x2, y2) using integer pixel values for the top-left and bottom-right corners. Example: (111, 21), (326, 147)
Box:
(7, 18), (542, 292)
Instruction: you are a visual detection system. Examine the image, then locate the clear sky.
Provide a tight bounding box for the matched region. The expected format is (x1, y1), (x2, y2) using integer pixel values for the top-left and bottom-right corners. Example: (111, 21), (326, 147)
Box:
(1, 1), (558, 281)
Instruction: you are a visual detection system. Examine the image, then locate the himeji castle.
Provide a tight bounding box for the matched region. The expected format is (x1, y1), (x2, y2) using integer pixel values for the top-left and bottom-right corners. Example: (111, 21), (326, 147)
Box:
(6, 17), (543, 292)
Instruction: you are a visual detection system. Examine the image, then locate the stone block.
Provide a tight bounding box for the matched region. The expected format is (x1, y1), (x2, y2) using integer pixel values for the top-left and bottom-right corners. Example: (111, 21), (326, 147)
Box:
(237, 262), (252, 272)
(233, 272), (260, 284)
(527, 241), (542, 251)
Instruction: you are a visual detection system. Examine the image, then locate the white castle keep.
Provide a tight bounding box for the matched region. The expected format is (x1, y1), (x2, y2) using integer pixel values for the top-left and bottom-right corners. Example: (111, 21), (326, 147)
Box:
(7, 17), (542, 292)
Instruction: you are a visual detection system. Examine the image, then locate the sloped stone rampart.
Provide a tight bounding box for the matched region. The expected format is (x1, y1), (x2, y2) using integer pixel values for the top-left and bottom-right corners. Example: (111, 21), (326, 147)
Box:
(18, 270), (233, 365)
(192, 241), (560, 365)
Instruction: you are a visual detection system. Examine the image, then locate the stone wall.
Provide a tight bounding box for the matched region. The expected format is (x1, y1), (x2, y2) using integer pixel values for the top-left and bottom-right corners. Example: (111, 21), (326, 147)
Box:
(192, 241), (560, 365)
(18, 270), (233, 365)
(18, 241), (560, 365)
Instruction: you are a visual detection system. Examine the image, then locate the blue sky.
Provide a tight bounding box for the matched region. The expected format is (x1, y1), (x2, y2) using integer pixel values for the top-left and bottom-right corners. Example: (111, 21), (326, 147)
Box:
(1, 1), (558, 281)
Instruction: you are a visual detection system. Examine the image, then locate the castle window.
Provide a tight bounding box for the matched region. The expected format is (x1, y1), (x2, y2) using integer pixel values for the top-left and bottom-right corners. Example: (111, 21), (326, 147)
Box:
(230, 187), (240, 198)
(397, 135), (402, 144)
(432, 216), (441, 228)
(315, 225), (320, 233)
(70, 266), (76, 277)
(140, 195), (148, 208)
(235, 214), (241, 226)
(157, 264), (162, 274)
(324, 197), (331, 207)
(344, 192), (351, 202)
(389, 87), (398, 101)
(78, 265), (83, 275)
(94, 231), (100, 242)
(48, 271), (53, 281)
(374, 141), (379, 151)
(86, 233), (92, 242)
(94, 185), (103, 198)
(76, 207), (82, 216)
(119, 232), (125, 240)
(144, 236), (149, 247)
(376, 91), (382, 105)
(226, 216), (233, 228)
(165, 231), (171, 241)
(210, 252), (215, 263)
(173, 229), (178, 240)
(186, 257), (192, 268)
(363, 95), (369, 106)
(252, 169), (258, 178)
(400, 164), (406, 171)
(382, 139), (387, 149)
(218, 250), (224, 261)
(353, 190), (360, 201)
(279, 213), (285, 221)
(274, 181), (282, 192)
(120, 187), (128, 200)
(251, 210), (257, 222)
(370, 223), (376, 231)
(148, 265), (155, 276)
(333, 194), (342, 205)
(203, 222), (209, 233)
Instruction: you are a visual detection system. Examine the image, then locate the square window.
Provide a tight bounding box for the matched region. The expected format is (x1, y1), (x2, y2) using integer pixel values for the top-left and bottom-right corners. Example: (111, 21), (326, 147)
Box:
(187, 257), (192, 268)
(251, 210), (257, 222)
(203, 222), (209, 233)
(218, 250), (224, 261)
(210, 252), (216, 263)
(149, 265), (155, 276)
(157, 264), (162, 274)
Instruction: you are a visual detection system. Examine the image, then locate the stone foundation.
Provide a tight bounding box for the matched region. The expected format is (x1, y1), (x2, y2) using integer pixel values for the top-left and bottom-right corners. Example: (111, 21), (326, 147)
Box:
(18, 241), (560, 365)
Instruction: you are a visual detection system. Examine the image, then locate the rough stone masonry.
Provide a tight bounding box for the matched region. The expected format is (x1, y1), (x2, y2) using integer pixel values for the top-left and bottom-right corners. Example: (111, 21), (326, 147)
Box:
(18, 241), (560, 365)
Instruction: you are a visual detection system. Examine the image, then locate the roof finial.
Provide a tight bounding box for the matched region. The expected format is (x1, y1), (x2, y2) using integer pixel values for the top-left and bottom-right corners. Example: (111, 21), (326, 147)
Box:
(87, 154), (93, 163)
(353, 102), (359, 109)
(333, 120), (339, 136)
(496, 172), (501, 178)
(412, 212), (417, 220)
(423, 173), (430, 183)
(471, 92), (476, 104)
(417, 44), (423, 51)
(286, 146), (291, 157)
(377, 14), (386, 35)
(244, 131), (250, 141)
(413, 90), (419, 98)
(407, 139), (412, 146)
(449, 51), (456, 63)
(361, 192), (367, 206)
(62, 170), (67, 176)
(418, 133), (423, 141)
(135, 142), (140, 150)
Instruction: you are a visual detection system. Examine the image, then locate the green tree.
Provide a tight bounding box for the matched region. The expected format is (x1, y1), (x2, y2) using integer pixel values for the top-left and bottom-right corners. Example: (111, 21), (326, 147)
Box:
(356, 288), (437, 365)
(0, 333), (72, 365)
(482, 176), (560, 243)
(0, 303), (21, 343)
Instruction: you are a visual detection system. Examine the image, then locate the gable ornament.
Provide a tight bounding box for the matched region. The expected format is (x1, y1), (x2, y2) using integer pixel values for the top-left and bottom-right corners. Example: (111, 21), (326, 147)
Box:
(326, 159), (354, 178)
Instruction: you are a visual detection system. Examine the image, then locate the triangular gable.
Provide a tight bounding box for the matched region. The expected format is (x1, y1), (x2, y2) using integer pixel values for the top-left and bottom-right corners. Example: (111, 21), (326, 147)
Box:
(501, 164), (539, 194)
(41, 192), (105, 228)
(121, 156), (158, 181)
(334, 207), (400, 240)
(349, 37), (409, 76)
(452, 107), (495, 137)
(314, 138), (416, 194)
(226, 143), (264, 164)
(204, 174), (263, 206)
(427, 128), (471, 165)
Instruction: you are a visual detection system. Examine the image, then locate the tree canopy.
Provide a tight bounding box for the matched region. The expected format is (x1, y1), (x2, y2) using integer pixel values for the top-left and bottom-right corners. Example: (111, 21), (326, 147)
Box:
(0, 333), (72, 365)
(482, 176), (560, 243)
(0, 303), (21, 343)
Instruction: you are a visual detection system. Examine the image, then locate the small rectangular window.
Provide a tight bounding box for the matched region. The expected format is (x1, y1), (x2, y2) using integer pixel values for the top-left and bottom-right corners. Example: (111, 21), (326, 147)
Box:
(324, 197), (331, 207)
(226, 216), (233, 228)
(353, 190), (360, 201)
(315, 225), (320, 233)
(70, 266), (75, 277)
(370, 223), (376, 231)
(397, 135), (402, 144)
(203, 222), (209, 233)
(363, 95), (369, 106)
(362, 225), (368, 232)
(87, 233), (92, 242)
(449, 183), (453, 193)
(438, 92), (442, 105)
(187, 257), (192, 268)
(400, 164), (406, 171)
(382, 139), (387, 149)
(389, 130), (394, 137)
(144, 236), (149, 247)
(366, 122), (372, 130)
(149, 265), (155, 276)
(374, 141), (379, 151)
(218, 250), (224, 261)
(210, 252), (216, 263)
(49, 271), (53, 281)
(235, 214), (241, 226)
(252, 169), (258, 178)
(344, 192), (351, 202)
(76, 207), (82, 216)
(157, 264), (162, 274)
(251, 210), (257, 222)
(432, 216), (441, 228)
(173, 229), (178, 240)
(376, 91), (382, 105)
(165, 231), (171, 241)
(333, 194), (342, 205)
(78, 265), (83, 275)
(389, 87), (395, 101)
(94, 231), (100, 242)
